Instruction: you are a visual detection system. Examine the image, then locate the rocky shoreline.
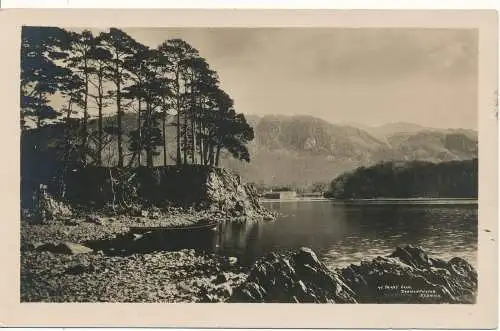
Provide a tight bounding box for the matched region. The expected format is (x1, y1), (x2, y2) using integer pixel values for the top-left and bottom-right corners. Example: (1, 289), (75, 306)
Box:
(230, 246), (477, 304)
(21, 248), (246, 302)
(21, 214), (477, 303)
(21, 174), (278, 303)
(20, 210), (259, 302)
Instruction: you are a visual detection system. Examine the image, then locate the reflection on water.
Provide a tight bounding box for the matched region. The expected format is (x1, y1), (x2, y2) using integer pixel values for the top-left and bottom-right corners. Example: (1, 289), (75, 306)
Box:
(211, 201), (478, 269)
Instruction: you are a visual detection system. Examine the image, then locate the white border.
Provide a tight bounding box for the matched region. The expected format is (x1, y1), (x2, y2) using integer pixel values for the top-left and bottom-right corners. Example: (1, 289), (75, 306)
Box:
(0, 5), (497, 331)
(1, 0), (500, 9)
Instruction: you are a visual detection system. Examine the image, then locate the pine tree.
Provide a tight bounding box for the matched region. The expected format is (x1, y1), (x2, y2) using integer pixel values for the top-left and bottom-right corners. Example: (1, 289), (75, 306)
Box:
(63, 30), (96, 165)
(87, 42), (113, 166)
(100, 28), (136, 167)
(123, 43), (152, 167)
(21, 27), (72, 129)
(158, 39), (199, 166)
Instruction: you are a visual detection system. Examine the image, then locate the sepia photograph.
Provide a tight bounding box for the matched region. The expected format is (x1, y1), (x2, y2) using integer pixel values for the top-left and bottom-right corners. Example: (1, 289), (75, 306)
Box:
(19, 25), (482, 304)
(0, 8), (497, 329)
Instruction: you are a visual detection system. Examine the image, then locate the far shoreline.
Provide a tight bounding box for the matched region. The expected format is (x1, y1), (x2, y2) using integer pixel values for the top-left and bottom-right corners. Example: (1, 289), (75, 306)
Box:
(260, 197), (479, 204)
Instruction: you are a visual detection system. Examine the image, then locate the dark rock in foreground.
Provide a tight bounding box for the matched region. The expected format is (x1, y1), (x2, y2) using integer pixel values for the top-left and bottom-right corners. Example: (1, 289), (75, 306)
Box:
(230, 247), (357, 303)
(230, 246), (477, 304)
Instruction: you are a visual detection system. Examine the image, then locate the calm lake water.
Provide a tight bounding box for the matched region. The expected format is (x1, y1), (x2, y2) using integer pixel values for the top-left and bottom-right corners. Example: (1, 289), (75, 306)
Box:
(212, 200), (478, 269)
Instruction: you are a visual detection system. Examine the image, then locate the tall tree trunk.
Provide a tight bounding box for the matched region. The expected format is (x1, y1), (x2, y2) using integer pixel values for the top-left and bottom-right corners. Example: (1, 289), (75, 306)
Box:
(190, 74), (196, 164)
(175, 69), (181, 166)
(183, 103), (188, 165)
(198, 98), (205, 164)
(146, 148), (153, 168)
(176, 111), (181, 165)
(191, 108), (196, 164)
(82, 58), (89, 167)
(116, 61), (124, 168)
(215, 144), (221, 167)
(65, 101), (72, 119)
(146, 102), (153, 168)
(203, 140), (211, 166)
(127, 151), (137, 168)
(60, 100), (73, 198)
(199, 125), (204, 165)
(137, 89), (142, 167)
(209, 143), (215, 166)
(97, 72), (103, 167)
(162, 112), (167, 166)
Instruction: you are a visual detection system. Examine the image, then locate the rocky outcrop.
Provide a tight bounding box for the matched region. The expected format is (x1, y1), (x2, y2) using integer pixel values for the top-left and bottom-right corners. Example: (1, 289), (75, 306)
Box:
(230, 247), (357, 303)
(63, 165), (273, 220)
(203, 167), (270, 219)
(339, 245), (477, 303)
(230, 246), (477, 303)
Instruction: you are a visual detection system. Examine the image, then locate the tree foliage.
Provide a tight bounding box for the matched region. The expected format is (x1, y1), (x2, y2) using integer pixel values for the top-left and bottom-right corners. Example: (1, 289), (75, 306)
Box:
(20, 27), (254, 174)
(21, 27), (72, 129)
(324, 159), (478, 199)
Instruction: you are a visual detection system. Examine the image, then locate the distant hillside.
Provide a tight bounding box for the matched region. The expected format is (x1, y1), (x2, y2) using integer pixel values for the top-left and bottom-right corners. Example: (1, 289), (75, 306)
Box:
(386, 130), (478, 161)
(349, 122), (431, 141)
(22, 113), (478, 190)
(223, 115), (478, 187)
(346, 122), (478, 143)
(324, 159), (478, 199)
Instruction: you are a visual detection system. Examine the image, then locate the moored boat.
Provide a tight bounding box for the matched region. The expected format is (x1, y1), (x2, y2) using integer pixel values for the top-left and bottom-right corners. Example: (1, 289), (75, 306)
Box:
(129, 219), (219, 234)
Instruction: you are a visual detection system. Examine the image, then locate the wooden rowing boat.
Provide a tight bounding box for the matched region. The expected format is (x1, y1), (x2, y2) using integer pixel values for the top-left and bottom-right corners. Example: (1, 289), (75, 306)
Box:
(129, 220), (219, 234)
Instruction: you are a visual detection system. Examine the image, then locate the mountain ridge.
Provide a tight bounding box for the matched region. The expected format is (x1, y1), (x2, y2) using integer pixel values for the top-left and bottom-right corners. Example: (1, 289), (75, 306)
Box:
(101, 112), (479, 187)
(24, 112), (477, 189)
(222, 114), (478, 187)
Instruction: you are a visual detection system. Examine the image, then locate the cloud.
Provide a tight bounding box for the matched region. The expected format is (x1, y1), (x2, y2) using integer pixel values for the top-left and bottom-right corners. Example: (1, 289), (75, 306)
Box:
(61, 27), (478, 129)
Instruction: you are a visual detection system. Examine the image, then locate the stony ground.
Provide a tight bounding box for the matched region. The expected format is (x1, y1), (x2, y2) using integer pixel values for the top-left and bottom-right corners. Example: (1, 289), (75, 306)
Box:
(23, 207), (476, 304)
(21, 249), (247, 302)
(20, 211), (250, 303)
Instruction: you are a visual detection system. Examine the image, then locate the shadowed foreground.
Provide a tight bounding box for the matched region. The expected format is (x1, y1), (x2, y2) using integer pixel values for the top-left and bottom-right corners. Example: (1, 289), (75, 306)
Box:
(21, 230), (476, 303)
(230, 245), (477, 303)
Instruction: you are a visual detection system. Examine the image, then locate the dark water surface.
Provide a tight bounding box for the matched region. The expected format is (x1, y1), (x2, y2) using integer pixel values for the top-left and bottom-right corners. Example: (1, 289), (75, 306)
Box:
(212, 200), (478, 269)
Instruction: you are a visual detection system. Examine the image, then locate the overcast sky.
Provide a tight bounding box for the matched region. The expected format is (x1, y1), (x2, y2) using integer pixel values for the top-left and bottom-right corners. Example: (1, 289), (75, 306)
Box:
(76, 27), (478, 129)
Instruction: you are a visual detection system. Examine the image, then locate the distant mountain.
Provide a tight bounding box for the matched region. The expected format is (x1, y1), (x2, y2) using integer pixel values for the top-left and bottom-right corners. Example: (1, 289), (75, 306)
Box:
(347, 122), (431, 141)
(100, 113), (479, 187)
(22, 113), (478, 190)
(221, 115), (478, 187)
(386, 130), (478, 161)
(345, 121), (478, 142)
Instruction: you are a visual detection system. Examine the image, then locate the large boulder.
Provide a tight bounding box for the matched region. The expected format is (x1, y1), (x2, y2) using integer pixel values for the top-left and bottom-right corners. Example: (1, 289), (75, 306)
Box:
(230, 245), (477, 304)
(230, 248), (357, 303)
(204, 168), (269, 218)
(338, 245), (477, 303)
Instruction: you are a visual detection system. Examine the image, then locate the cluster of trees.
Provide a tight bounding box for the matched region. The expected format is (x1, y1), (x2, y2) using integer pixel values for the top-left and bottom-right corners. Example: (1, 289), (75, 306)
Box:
(324, 159), (478, 199)
(21, 27), (254, 169)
